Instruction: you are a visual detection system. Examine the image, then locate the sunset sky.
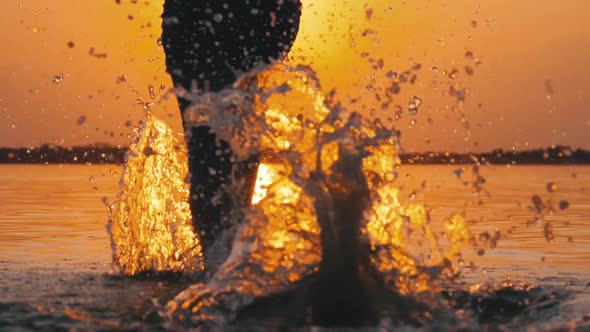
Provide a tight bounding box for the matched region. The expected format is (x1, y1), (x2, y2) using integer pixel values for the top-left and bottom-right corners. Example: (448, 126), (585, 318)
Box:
(0, 0), (588, 152)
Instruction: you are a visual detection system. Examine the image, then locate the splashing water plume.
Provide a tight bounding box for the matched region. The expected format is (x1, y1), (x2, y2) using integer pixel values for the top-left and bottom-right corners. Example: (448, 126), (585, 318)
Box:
(109, 63), (470, 326)
(108, 116), (202, 275)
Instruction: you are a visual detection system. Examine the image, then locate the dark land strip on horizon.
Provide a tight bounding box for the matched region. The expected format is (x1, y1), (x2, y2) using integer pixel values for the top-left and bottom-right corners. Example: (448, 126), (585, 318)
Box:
(0, 145), (589, 165)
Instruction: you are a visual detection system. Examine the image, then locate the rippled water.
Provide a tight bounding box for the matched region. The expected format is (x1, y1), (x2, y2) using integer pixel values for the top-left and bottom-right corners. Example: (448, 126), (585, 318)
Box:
(1, 164), (589, 330)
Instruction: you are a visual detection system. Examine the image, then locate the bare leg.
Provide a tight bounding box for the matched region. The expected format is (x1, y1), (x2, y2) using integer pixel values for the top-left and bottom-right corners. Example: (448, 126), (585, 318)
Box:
(161, 1), (302, 267)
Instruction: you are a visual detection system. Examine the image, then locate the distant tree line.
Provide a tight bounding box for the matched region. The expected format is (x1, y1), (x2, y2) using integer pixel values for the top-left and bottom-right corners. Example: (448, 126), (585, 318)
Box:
(0, 144), (127, 165)
(402, 146), (590, 165)
(0, 144), (588, 165)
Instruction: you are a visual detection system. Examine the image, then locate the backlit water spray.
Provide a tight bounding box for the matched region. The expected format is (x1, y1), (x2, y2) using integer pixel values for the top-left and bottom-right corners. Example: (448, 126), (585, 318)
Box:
(103, 1), (584, 329)
(108, 63), (470, 327)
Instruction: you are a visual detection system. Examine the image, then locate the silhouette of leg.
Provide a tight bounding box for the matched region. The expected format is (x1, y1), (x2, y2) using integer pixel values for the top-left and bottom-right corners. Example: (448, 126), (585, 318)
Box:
(161, 1), (302, 267)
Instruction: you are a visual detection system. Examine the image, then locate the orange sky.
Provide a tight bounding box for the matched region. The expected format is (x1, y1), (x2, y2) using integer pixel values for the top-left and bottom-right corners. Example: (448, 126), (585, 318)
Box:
(0, 0), (588, 152)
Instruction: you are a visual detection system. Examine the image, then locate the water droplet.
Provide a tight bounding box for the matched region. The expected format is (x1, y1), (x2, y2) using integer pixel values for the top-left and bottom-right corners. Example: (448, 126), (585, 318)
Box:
(545, 80), (554, 100)
(471, 20), (478, 28)
(212, 13), (223, 23)
(365, 6), (374, 20)
(143, 146), (155, 156)
(386, 71), (397, 79)
(546, 182), (558, 193)
(559, 200), (569, 210)
(448, 69), (459, 79)
(148, 85), (155, 100)
(361, 29), (377, 37)
(408, 96), (422, 115)
(394, 105), (403, 120)
(52, 74), (64, 84)
(67, 41), (75, 48)
(532, 195), (545, 213)
(544, 222), (555, 242)
(10, 123), (16, 129)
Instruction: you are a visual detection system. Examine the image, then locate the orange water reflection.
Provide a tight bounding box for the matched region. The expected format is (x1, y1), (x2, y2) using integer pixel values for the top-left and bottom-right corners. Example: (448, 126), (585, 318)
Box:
(1, 165), (588, 281)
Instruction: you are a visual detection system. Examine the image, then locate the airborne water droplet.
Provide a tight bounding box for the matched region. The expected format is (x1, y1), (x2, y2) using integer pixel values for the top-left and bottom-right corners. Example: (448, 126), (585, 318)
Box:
(148, 85), (155, 100)
(546, 182), (558, 193)
(212, 13), (224, 23)
(394, 105), (403, 120)
(559, 200), (570, 210)
(77, 115), (87, 125)
(408, 96), (422, 115)
(52, 74), (64, 84)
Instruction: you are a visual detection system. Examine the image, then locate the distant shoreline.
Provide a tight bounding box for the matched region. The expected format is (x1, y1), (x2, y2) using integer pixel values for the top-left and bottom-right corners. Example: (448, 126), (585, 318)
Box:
(0, 145), (589, 165)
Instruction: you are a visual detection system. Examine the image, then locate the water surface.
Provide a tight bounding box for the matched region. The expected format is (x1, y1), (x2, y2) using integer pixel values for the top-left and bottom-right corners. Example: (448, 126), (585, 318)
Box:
(1, 164), (589, 330)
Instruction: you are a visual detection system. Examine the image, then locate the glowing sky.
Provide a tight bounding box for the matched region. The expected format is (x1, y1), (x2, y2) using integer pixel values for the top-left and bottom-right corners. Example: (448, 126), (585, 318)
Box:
(0, 0), (588, 152)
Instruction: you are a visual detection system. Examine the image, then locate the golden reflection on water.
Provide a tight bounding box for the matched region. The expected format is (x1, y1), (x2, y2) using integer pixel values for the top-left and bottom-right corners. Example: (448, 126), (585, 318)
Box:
(0, 165), (588, 279)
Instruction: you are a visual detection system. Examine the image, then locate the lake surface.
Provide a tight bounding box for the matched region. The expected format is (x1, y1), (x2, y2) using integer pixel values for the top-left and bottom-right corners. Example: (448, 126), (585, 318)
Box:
(1, 164), (589, 331)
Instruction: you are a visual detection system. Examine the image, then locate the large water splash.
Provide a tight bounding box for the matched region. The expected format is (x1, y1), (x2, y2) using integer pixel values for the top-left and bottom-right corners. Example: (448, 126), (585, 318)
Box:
(107, 116), (202, 275)
(109, 63), (471, 326)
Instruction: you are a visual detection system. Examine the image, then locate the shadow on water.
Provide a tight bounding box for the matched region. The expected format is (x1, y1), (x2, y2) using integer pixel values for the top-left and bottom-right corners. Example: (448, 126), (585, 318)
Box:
(3, 264), (586, 331)
(226, 280), (588, 331)
(0, 262), (194, 331)
(6, 257), (587, 332)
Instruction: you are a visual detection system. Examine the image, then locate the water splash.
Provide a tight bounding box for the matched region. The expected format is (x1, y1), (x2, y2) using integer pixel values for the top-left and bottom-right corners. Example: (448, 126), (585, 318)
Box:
(109, 62), (471, 326)
(108, 116), (202, 275)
